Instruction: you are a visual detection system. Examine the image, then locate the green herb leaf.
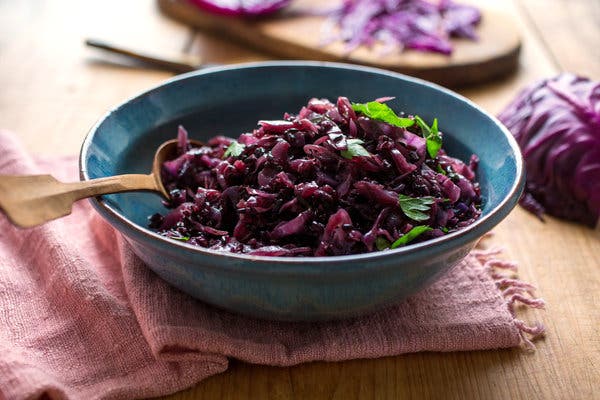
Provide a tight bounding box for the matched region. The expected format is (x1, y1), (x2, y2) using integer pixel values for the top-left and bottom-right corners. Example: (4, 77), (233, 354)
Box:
(352, 101), (415, 128)
(390, 226), (433, 249)
(436, 164), (447, 175)
(341, 138), (371, 159)
(223, 141), (245, 158)
(441, 227), (449, 233)
(172, 235), (190, 241)
(398, 194), (435, 221)
(375, 237), (391, 251)
(415, 116), (442, 159)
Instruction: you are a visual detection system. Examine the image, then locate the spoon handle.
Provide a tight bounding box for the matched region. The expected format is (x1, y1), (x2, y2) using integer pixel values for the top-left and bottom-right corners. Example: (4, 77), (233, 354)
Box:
(0, 174), (158, 228)
(85, 38), (201, 74)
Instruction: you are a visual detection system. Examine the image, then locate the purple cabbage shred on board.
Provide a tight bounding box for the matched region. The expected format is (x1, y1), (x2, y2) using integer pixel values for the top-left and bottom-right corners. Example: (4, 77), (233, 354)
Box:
(323, 0), (482, 55)
(188, 0), (292, 16)
(498, 73), (600, 227)
(149, 97), (481, 256)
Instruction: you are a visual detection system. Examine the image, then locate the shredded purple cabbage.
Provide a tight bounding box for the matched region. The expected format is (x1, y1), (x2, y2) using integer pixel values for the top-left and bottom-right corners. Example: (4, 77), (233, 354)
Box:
(188, 0), (291, 16)
(498, 73), (600, 227)
(324, 0), (481, 55)
(149, 97), (481, 256)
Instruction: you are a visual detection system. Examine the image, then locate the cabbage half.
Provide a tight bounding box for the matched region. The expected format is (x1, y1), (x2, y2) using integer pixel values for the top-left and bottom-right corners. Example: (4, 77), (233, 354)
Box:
(499, 74), (600, 227)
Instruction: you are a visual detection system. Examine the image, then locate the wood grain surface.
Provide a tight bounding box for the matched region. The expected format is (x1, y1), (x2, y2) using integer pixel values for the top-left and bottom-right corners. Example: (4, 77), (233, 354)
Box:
(518, 0), (600, 79)
(157, 0), (522, 86)
(0, 0), (598, 399)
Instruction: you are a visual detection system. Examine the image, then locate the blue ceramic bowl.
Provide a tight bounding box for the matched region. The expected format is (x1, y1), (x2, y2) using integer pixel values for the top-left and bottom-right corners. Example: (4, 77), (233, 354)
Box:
(80, 61), (524, 321)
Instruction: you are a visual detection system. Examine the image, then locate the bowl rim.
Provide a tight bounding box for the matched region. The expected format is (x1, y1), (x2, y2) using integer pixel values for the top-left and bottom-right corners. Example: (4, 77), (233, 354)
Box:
(80, 60), (524, 268)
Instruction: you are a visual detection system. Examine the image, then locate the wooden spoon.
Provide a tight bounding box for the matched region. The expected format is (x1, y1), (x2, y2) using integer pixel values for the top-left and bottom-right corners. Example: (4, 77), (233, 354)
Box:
(0, 139), (202, 228)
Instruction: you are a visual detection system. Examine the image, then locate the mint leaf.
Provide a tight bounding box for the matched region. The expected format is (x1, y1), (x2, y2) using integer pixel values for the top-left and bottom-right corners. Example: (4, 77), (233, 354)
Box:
(390, 226), (433, 249)
(375, 236), (391, 251)
(415, 116), (442, 158)
(398, 194), (435, 221)
(223, 141), (245, 158)
(341, 138), (370, 159)
(352, 101), (415, 128)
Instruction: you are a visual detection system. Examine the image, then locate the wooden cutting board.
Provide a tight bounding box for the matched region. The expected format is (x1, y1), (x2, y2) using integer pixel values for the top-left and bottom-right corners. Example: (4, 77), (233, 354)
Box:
(157, 0), (521, 86)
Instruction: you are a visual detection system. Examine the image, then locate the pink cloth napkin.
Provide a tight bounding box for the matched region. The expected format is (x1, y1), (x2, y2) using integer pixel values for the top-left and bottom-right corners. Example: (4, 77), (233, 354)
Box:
(0, 131), (545, 400)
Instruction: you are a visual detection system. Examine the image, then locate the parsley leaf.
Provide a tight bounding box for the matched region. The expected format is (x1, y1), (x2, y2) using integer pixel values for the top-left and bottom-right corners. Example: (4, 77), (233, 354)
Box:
(375, 237), (391, 251)
(352, 101), (415, 128)
(172, 235), (190, 241)
(223, 141), (245, 158)
(341, 138), (370, 159)
(414, 116), (442, 159)
(390, 226), (433, 249)
(398, 194), (435, 221)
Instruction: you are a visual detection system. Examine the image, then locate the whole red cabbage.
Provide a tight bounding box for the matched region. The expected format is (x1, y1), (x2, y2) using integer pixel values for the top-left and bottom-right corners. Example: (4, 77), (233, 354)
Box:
(498, 74), (600, 227)
(324, 0), (481, 55)
(150, 97), (481, 256)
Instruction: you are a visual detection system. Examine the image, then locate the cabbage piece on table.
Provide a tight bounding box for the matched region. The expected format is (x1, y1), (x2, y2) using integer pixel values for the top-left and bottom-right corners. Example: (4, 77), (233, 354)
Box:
(498, 73), (600, 227)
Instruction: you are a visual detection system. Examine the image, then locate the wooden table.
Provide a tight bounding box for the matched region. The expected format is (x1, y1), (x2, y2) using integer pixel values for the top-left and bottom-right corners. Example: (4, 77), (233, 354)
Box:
(1, 1), (598, 398)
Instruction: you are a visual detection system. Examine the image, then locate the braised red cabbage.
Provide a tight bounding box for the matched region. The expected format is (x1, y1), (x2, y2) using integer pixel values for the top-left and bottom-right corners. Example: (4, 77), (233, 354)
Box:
(149, 97), (481, 256)
(498, 74), (600, 227)
(324, 0), (481, 55)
